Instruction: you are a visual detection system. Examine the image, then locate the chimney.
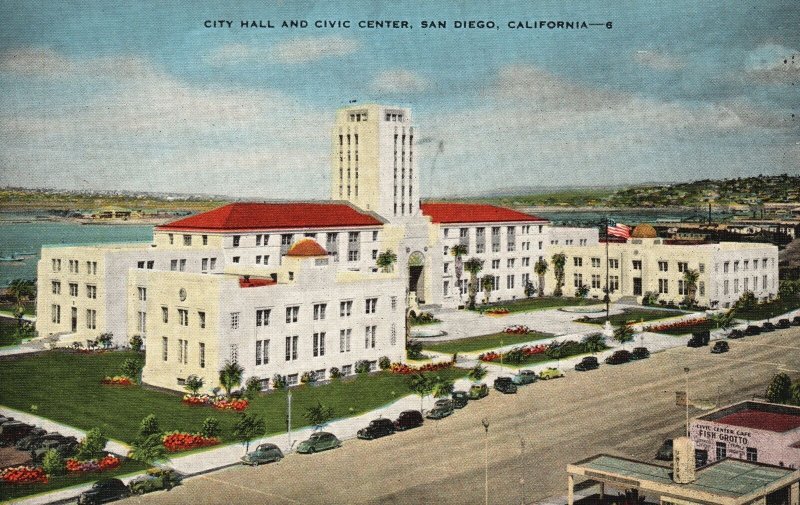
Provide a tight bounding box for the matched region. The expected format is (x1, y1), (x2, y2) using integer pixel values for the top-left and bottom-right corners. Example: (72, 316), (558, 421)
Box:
(672, 436), (696, 483)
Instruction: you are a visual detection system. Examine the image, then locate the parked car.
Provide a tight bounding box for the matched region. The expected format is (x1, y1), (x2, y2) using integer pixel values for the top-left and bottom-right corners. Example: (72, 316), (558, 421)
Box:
(31, 436), (78, 463)
(776, 319), (791, 329)
(0, 416), (15, 426)
(14, 428), (48, 450)
(493, 377), (518, 394)
(393, 410), (423, 431)
(792, 316), (800, 326)
(605, 350), (632, 365)
(711, 341), (729, 354)
(129, 468), (183, 494)
(574, 356), (599, 372)
(727, 329), (745, 339)
(426, 399), (454, 419)
(539, 367), (565, 380)
(77, 478), (131, 505)
(761, 321), (776, 332)
(357, 418), (395, 440)
(655, 439), (673, 460)
(296, 432), (341, 454)
(744, 325), (762, 336)
(241, 443), (284, 466)
(633, 347), (651, 359)
(468, 383), (489, 400)
(451, 391), (469, 409)
(512, 370), (538, 385)
(687, 333), (710, 347)
(0, 421), (34, 446)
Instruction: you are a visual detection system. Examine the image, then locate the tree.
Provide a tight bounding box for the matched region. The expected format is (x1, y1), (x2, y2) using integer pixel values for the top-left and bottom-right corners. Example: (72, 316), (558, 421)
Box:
(451, 244), (468, 300)
(200, 417), (221, 438)
(42, 449), (65, 476)
(96, 332), (114, 349)
(184, 375), (205, 395)
(468, 363), (487, 382)
(613, 325), (635, 349)
(431, 377), (454, 399)
(582, 333), (606, 354)
(534, 258), (549, 297)
(406, 339), (423, 360)
(683, 269), (700, 306)
(6, 279), (34, 328)
(376, 249), (397, 273)
(551, 253), (567, 297)
(75, 428), (107, 461)
(304, 401), (335, 431)
(244, 377), (262, 400)
(219, 361), (244, 399)
(765, 373), (792, 404)
(710, 310), (735, 331)
(408, 373), (434, 412)
(128, 434), (168, 465)
(732, 291), (757, 317)
(233, 412), (266, 454)
(129, 334), (143, 353)
(121, 358), (143, 383)
(139, 414), (160, 438)
(463, 257), (484, 310)
(791, 382), (800, 406)
(482, 275), (493, 305)
(576, 284), (590, 298)
(545, 342), (564, 368)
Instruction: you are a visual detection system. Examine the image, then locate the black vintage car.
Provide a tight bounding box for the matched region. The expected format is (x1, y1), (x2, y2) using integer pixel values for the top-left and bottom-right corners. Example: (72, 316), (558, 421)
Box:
(792, 316), (800, 326)
(574, 356), (599, 371)
(393, 410), (423, 431)
(451, 391), (469, 409)
(776, 319), (791, 329)
(78, 478), (131, 505)
(711, 341), (729, 354)
(727, 329), (745, 339)
(357, 418), (395, 440)
(631, 347), (650, 360)
(744, 325), (762, 336)
(605, 350), (632, 365)
(0, 421), (34, 446)
(761, 321), (776, 332)
(687, 332), (710, 347)
(493, 377), (517, 394)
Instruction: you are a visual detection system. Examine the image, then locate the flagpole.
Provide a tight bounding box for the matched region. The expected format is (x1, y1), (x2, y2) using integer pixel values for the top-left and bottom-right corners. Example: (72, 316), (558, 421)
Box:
(605, 216), (610, 322)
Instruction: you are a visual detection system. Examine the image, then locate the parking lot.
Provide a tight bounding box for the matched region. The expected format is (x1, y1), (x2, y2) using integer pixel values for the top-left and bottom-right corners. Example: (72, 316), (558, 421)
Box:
(119, 326), (800, 505)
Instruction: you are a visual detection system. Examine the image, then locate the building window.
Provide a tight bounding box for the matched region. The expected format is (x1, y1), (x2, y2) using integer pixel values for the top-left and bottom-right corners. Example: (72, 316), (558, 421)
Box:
(183, 235), (192, 246)
(390, 323), (397, 346)
(256, 339), (270, 365)
(372, 230), (378, 241)
(733, 261), (739, 272)
(443, 281), (449, 296)
(715, 442), (726, 460)
(724, 280), (729, 295)
(202, 235), (208, 245)
(52, 281), (61, 294)
(313, 332), (326, 357)
(340, 329), (351, 352)
(365, 325), (376, 349)
(168, 234), (174, 245)
(313, 303), (327, 321)
(699, 281), (705, 296)
(138, 311), (147, 333)
(507, 275), (515, 289)
(632, 260), (642, 270)
(522, 257), (530, 267)
(170, 259), (177, 271)
(230, 312), (240, 329)
(723, 262), (729, 273)
(230, 344), (238, 363)
(178, 339), (188, 364)
(678, 280), (687, 296)
(210, 258), (217, 270)
(199, 342), (205, 368)
(86, 285), (97, 299)
(232, 235), (240, 247)
(138, 287), (147, 301)
(162, 306), (169, 323)
(340, 300), (353, 317)
(365, 298), (377, 314)
(162, 337), (168, 361)
(658, 279), (669, 294)
(179, 309), (189, 326)
(573, 273), (583, 288)
(610, 275), (619, 292)
(256, 309), (271, 326)
(678, 262), (688, 273)
(51, 304), (61, 323)
(348, 250), (360, 262)
(573, 257), (583, 267)
(591, 274), (601, 289)
(734, 279), (739, 293)
(609, 259), (619, 269)
(285, 335), (298, 361)
(69, 283), (78, 297)
(198, 311), (206, 328)
(52, 258), (61, 272)
(86, 309), (96, 330)
(507, 258), (516, 268)
(232, 256), (240, 264)
(658, 261), (668, 272)
(492, 259), (500, 270)
(746, 447), (757, 462)
(285, 306), (299, 324)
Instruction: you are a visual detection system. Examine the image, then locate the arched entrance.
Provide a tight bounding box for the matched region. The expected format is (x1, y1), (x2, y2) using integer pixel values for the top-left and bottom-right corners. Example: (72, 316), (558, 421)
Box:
(408, 251), (425, 304)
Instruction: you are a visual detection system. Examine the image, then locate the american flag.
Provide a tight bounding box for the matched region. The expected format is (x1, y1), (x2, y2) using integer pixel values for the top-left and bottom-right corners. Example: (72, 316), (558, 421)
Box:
(607, 221), (631, 239)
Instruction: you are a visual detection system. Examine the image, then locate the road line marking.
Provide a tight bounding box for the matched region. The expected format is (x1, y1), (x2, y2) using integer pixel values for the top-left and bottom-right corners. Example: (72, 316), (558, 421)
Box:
(198, 474), (304, 504)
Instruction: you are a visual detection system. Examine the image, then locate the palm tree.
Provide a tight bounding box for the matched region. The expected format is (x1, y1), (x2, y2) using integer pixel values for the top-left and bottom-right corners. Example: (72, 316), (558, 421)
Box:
(534, 258), (548, 297)
(431, 377), (454, 399)
(582, 333), (606, 355)
(551, 253), (567, 297)
(450, 244), (468, 300)
(468, 363), (487, 382)
(376, 250), (397, 273)
(613, 325), (635, 349)
(7, 279), (34, 326)
(463, 257), (484, 310)
(408, 373), (433, 412)
(683, 269), (700, 306)
(219, 361), (244, 399)
(710, 310), (735, 331)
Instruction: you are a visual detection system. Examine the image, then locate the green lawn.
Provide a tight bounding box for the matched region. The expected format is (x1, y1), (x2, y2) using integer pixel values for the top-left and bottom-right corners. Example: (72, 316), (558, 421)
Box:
(0, 350), (467, 445)
(0, 317), (32, 347)
(576, 308), (686, 327)
(479, 297), (597, 314)
(0, 459), (147, 502)
(422, 331), (553, 355)
(732, 297), (800, 321)
(0, 301), (36, 316)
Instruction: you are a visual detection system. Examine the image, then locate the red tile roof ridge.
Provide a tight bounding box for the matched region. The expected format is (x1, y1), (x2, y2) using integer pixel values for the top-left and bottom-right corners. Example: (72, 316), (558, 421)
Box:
(420, 202), (547, 224)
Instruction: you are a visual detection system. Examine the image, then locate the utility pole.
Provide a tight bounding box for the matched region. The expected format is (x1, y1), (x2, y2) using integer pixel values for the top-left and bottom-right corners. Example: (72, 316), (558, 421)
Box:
(482, 418), (490, 505)
(684, 367), (690, 437)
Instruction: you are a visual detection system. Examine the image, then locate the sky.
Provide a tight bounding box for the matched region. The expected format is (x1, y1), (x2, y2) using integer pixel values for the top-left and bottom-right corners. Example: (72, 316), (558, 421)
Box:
(0, 0), (798, 199)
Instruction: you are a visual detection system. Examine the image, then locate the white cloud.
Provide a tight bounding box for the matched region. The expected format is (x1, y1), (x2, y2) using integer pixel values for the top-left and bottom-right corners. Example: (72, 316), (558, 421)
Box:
(370, 69), (429, 94)
(206, 36), (360, 66)
(633, 50), (685, 71)
(745, 43), (799, 83)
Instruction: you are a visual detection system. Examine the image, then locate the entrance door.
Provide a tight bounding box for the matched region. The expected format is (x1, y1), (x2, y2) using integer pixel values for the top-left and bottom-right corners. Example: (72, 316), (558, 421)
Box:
(71, 307), (77, 332)
(409, 266), (423, 301)
(633, 278), (642, 296)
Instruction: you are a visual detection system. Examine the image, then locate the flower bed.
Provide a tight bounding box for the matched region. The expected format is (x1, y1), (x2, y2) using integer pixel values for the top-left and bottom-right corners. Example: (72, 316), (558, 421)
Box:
(389, 361), (453, 375)
(478, 344), (548, 363)
(645, 318), (709, 333)
(485, 307), (510, 316)
(100, 376), (133, 386)
(65, 455), (121, 473)
(0, 466), (47, 485)
(181, 394), (249, 411)
(162, 432), (220, 452)
(502, 325), (531, 335)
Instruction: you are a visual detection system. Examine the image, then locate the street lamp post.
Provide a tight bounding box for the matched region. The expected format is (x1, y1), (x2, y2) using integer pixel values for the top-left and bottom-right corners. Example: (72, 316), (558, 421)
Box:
(482, 418), (490, 505)
(684, 367), (690, 437)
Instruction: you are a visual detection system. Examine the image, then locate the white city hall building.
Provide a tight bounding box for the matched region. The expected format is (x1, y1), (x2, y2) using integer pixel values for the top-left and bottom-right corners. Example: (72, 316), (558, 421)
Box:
(36, 104), (779, 392)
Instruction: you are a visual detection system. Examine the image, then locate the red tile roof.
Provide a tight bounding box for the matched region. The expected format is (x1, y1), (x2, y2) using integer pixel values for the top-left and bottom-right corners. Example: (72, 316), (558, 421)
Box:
(157, 203), (384, 232)
(239, 277), (277, 288)
(421, 203), (546, 224)
(716, 410), (800, 433)
(286, 239), (328, 257)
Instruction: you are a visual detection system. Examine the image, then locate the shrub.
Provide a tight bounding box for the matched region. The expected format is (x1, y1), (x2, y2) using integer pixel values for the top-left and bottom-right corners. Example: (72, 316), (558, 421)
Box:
(468, 363), (487, 382)
(200, 417), (221, 438)
(354, 360), (371, 374)
(121, 358), (143, 383)
(272, 374), (286, 389)
(304, 401), (334, 430)
(42, 449), (65, 476)
(329, 367), (341, 379)
(96, 332), (114, 349)
(642, 292), (659, 306)
(300, 371), (317, 384)
(129, 334), (143, 352)
(75, 428), (107, 461)
(244, 377), (262, 399)
(766, 373), (793, 404)
(378, 356), (391, 370)
(406, 339), (423, 360)
(184, 375), (205, 395)
(139, 414), (160, 438)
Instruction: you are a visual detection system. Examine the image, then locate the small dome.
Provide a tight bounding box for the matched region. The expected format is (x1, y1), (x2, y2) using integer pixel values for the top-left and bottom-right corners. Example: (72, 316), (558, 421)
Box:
(631, 224), (657, 238)
(285, 238), (328, 257)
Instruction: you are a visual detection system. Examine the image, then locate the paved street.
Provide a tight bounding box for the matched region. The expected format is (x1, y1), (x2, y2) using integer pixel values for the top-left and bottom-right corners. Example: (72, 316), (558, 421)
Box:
(119, 326), (800, 505)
